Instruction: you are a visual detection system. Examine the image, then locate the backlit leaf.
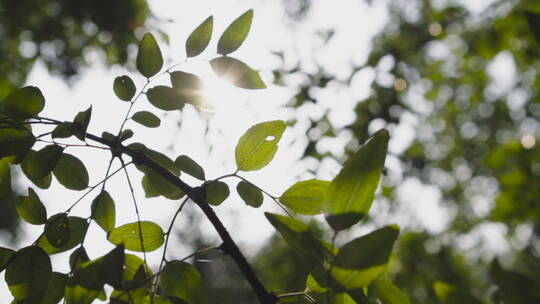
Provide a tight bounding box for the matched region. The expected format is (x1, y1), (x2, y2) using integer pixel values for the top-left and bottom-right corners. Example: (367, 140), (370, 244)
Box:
(160, 261), (208, 304)
(16, 187), (47, 225)
(53, 153), (89, 191)
(113, 75), (136, 101)
(0, 127), (35, 158)
(333, 225), (399, 270)
(205, 181), (230, 206)
(210, 56), (266, 89)
(51, 122), (77, 139)
(91, 191), (116, 232)
(186, 16), (213, 57)
(73, 106), (92, 141)
(5, 246), (51, 302)
(235, 120), (286, 171)
(373, 277), (411, 304)
(21, 149), (54, 188)
(108, 221), (165, 252)
(0, 157), (11, 199)
(98, 245), (125, 289)
(137, 33), (163, 78)
(40, 272), (68, 304)
(142, 171), (184, 200)
(324, 129), (389, 230)
(279, 179), (330, 215)
(64, 284), (100, 304)
(217, 10), (253, 55)
(236, 180), (263, 207)
(1, 86), (45, 119)
(175, 155), (205, 180)
(119, 129), (133, 142)
(21, 144), (64, 180)
(132, 111), (160, 128)
(38, 216), (89, 254)
(265, 212), (326, 265)
(45, 213), (71, 248)
(69, 247), (90, 271)
(147, 86), (186, 111)
(0, 247), (15, 272)
(170, 71), (205, 106)
(110, 254), (152, 302)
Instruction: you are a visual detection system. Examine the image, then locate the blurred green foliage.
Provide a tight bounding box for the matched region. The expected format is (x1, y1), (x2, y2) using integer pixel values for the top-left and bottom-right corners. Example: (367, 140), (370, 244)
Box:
(0, 0), (150, 240)
(269, 0), (540, 302)
(0, 0), (149, 96)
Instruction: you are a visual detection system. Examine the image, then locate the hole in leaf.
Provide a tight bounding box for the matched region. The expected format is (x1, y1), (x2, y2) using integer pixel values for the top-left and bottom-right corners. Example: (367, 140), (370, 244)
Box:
(265, 135), (275, 141)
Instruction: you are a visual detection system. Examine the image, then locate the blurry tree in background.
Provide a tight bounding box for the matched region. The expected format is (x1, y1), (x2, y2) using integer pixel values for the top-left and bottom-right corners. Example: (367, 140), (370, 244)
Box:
(0, 0), (150, 239)
(268, 0), (540, 302)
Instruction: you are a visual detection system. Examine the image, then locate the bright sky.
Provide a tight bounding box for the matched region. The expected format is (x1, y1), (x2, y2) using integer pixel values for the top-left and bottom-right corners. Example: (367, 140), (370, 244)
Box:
(1, 0), (511, 301)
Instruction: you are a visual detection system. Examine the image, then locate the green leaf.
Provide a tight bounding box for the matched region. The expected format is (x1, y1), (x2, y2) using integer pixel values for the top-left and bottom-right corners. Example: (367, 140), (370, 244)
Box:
(110, 254), (152, 302)
(132, 111), (161, 128)
(113, 75), (136, 101)
(6, 246), (51, 302)
(65, 281), (101, 304)
(38, 216), (89, 254)
(373, 277), (411, 304)
(39, 272), (68, 304)
(129, 143), (180, 175)
(204, 181), (230, 206)
(73, 106), (92, 141)
(45, 213), (71, 248)
(21, 150), (52, 189)
(1, 86), (45, 119)
(279, 179), (330, 215)
(217, 9), (253, 55)
(174, 155), (205, 180)
(119, 129), (134, 142)
(170, 71), (205, 106)
(51, 122), (77, 139)
(0, 127), (35, 158)
(0, 157), (11, 199)
(142, 171), (184, 200)
(147, 86), (186, 111)
(91, 191), (116, 232)
(53, 153), (89, 190)
(236, 180), (263, 207)
(21, 144), (64, 180)
(137, 33), (163, 78)
(16, 187), (47, 225)
(325, 129), (389, 230)
(264, 212), (326, 265)
(108, 221), (165, 252)
(235, 120), (286, 171)
(69, 247), (90, 271)
(333, 225), (399, 270)
(160, 261), (208, 304)
(210, 56), (266, 89)
(0, 247), (15, 272)
(186, 16), (213, 57)
(98, 245), (125, 289)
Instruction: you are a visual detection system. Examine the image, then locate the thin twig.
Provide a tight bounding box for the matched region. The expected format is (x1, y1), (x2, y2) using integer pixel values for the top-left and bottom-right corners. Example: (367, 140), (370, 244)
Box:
(154, 196), (190, 292)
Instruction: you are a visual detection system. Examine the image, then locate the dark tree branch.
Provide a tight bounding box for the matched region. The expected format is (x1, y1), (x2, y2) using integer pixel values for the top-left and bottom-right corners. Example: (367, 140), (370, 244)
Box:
(85, 133), (278, 304)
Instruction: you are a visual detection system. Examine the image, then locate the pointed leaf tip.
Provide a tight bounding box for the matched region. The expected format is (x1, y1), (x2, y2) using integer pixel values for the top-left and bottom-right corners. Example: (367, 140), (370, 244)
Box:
(210, 56), (266, 89)
(137, 33), (164, 78)
(218, 9), (254, 55)
(186, 16), (213, 57)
